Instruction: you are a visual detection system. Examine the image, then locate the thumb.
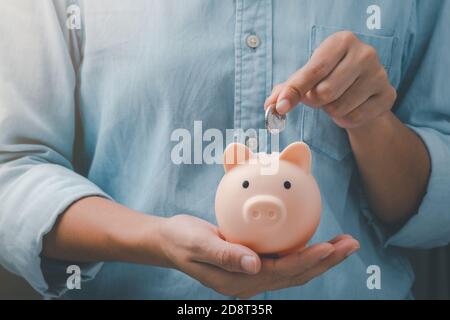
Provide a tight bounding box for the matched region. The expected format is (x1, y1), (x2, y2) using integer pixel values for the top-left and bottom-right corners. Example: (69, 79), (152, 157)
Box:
(275, 85), (302, 115)
(196, 236), (261, 275)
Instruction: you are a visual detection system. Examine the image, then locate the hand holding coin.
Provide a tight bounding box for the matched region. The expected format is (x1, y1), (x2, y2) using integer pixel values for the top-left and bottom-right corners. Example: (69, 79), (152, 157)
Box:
(265, 104), (286, 134)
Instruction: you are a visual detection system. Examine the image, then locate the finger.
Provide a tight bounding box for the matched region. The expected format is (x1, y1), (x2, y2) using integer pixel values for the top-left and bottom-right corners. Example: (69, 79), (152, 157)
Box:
(329, 234), (354, 244)
(192, 234), (262, 275)
(321, 69), (388, 118)
(275, 32), (354, 114)
(267, 242), (336, 280)
(187, 259), (270, 299)
(231, 243), (335, 298)
(303, 54), (362, 108)
(242, 236), (358, 296)
(294, 238), (360, 286)
(332, 85), (396, 129)
(264, 83), (285, 110)
(268, 237), (359, 291)
(184, 260), (246, 297)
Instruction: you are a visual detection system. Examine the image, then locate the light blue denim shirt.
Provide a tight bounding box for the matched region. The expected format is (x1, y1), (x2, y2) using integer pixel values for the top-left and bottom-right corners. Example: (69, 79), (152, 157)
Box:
(1, 0), (449, 299)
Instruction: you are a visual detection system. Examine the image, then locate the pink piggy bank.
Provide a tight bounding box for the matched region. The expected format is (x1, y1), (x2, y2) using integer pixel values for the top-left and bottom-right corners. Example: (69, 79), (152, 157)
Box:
(215, 142), (321, 255)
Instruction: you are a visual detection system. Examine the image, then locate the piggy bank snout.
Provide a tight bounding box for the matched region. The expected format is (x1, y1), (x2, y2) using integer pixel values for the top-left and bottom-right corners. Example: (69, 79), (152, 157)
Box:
(243, 195), (287, 226)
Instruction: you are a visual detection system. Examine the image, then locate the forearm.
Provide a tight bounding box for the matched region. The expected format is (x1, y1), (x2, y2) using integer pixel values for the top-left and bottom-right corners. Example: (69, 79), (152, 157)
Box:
(347, 112), (431, 226)
(42, 196), (170, 267)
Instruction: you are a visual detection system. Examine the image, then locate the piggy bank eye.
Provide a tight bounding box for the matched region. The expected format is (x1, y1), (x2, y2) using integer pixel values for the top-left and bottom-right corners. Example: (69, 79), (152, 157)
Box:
(242, 180), (250, 189)
(284, 181), (291, 190)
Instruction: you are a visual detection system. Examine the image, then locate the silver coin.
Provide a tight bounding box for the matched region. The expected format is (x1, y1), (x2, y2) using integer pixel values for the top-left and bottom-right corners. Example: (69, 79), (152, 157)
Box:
(265, 104), (286, 134)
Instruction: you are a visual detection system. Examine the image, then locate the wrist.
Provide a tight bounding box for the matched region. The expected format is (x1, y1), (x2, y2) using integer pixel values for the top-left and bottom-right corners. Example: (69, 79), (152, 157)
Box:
(107, 209), (170, 267)
(346, 111), (395, 142)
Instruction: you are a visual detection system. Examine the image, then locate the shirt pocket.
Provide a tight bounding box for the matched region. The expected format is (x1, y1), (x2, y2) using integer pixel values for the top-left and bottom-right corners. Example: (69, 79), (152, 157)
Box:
(302, 25), (395, 161)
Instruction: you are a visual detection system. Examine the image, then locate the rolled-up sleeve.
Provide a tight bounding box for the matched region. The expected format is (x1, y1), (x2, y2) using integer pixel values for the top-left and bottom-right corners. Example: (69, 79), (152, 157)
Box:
(384, 1), (450, 249)
(0, 1), (109, 297)
(386, 127), (450, 248)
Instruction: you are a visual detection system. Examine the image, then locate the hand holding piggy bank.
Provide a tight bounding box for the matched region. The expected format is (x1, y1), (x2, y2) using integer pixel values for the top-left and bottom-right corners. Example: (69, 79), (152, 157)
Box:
(215, 142), (321, 255)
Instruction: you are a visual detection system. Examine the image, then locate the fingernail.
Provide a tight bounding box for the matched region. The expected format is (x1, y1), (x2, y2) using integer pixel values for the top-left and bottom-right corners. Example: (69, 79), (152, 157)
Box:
(320, 248), (335, 260)
(346, 245), (360, 257)
(276, 99), (291, 115)
(241, 256), (257, 274)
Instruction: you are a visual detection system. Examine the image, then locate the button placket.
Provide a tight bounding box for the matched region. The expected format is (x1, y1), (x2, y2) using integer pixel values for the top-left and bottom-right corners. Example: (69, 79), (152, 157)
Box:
(234, 0), (273, 142)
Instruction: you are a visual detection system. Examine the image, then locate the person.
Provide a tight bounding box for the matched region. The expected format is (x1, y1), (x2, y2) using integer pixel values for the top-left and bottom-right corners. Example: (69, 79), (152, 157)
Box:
(0, 0), (449, 299)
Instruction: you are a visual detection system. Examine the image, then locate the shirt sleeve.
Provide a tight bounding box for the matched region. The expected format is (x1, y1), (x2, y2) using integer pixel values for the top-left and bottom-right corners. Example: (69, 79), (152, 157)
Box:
(0, 0), (110, 297)
(370, 0), (450, 249)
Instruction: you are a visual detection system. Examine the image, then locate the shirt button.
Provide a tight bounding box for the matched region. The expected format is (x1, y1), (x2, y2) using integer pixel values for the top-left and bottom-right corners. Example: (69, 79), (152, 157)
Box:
(246, 34), (261, 49)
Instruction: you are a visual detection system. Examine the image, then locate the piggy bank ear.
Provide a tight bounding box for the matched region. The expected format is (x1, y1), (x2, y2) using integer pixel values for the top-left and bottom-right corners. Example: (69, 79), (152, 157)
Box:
(279, 142), (312, 174)
(223, 143), (253, 172)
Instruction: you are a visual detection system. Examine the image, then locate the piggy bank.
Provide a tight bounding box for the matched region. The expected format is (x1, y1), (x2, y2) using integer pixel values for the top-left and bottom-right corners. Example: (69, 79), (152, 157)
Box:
(215, 142), (321, 255)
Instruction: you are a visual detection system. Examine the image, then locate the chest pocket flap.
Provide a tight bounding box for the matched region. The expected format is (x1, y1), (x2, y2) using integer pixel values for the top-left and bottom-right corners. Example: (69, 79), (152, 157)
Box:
(303, 25), (395, 161)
